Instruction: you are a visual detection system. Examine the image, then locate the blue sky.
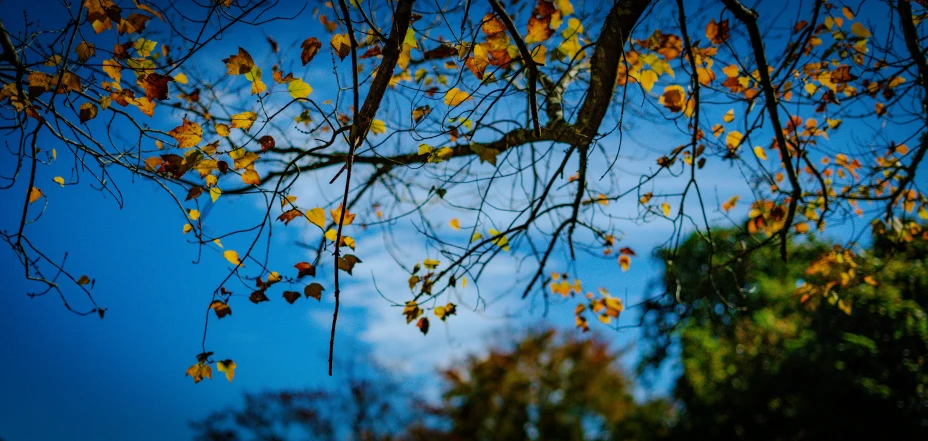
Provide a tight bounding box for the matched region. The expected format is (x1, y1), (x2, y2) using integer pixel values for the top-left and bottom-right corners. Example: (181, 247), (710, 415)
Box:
(1, 0), (922, 439)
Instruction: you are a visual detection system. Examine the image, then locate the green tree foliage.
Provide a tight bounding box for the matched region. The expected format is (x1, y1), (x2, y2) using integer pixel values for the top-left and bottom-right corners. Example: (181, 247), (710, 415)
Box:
(643, 225), (928, 439)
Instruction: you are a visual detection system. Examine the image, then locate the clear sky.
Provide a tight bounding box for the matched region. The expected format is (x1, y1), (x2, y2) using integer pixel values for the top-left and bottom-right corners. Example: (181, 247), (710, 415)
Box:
(0, 0), (918, 440)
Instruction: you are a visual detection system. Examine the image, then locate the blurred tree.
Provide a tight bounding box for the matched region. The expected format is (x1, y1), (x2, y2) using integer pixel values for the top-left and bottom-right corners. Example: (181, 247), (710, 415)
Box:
(641, 224), (928, 440)
(190, 363), (408, 441)
(418, 329), (672, 441)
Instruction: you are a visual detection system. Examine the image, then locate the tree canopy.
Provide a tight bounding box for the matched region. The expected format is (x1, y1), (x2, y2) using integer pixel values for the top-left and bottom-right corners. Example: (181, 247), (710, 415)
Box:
(1, 0), (927, 377)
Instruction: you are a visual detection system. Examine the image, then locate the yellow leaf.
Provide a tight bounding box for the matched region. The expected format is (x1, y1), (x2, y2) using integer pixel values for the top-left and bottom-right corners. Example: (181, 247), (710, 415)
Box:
(449, 218), (461, 230)
(174, 73), (188, 84)
(189, 209), (200, 221)
(330, 34), (352, 60)
(722, 195), (740, 212)
(230, 111), (257, 131)
(213, 239), (223, 248)
(325, 229), (338, 241)
(210, 186), (222, 203)
(638, 70), (658, 93)
(168, 118), (203, 149)
(842, 6), (854, 20)
(183, 223), (193, 234)
(370, 119), (386, 134)
(53, 176), (65, 186)
(444, 87), (471, 106)
(331, 204), (355, 226)
(306, 207), (326, 229)
(488, 228), (510, 252)
(216, 124), (231, 137)
(242, 169), (261, 185)
(185, 362), (213, 383)
(224, 250), (243, 267)
(712, 124), (724, 138)
(723, 109), (734, 123)
(618, 255), (631, 272)
(471, 232), (483, 242)
(753, 146), (768, 160)
(418, 144), (434, 155)
(216, 360), (236, 382)
(661, 202), (671, 217)
(851, 22), (870, 38)
(288, 78), (313, 99)
(726, 131), (743, 150)
(28, 187), (42, 204)
(531, 45), (547, 65)
(423, 258), (440, 270)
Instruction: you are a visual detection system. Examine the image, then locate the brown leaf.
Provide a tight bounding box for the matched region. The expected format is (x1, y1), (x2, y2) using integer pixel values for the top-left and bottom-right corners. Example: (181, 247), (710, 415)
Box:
(706, 19), (730, 45)
(304, 282), (324, 300)
(294, 262), (316, 278)
(337, 254), (362, 275)
(300, 37), (322, 65)
(185, 186), (204, 201)
(139, 73), (172, 101)
(416, 317), (430, 335)
(258, 135), (276, 152)
(249, 290), (270, 304)
(424, 45), (456, 60)
(282, 291), (300, 304)
(209, 300), (232, 319)
(278, 209), (302, 225)
(79, 103), (98, 123)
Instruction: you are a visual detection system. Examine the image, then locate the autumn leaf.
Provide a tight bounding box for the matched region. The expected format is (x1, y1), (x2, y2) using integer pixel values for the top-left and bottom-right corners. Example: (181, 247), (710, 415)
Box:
(706, 19), (730, 45)
(242, 169), (261, 185)
(449, 218), (461, 230)
(301, 37), (322, 65)
(139, 73), (172, 101)
(249, 290), (269, 304)
(753, 145), (768, 160)
(434, 303), (457, 321)
(230, 111), (257, 131)
(216, 360), (236, 382)
(337, 254), (362, 275)
(288, 79), (313, 99)
(186, 362), (212, 383)
(258, 135), (275, 152)
(168, 118), (203, 149)
(223, 47), (255, 75)
(76, 41), (95, 63)
(370, 119), (386, 135)
(209, 300), (232, 319)
(659, 85), (686, 112)
(76, 275), (91, 285)
(305, 207), (326, 229)
(722, 195), (740, 212)
(403, 300), (422, 323)
(330, 204), (355, 226)
(282, 291), (300, 304)
(294, 262), (316, 278)
(618, 255), (631, 271)
(661, 202), (671, 217)
(224, 250), (243, 267)
(28, 187), (43, 204)
(304, 282), (324, 300)
(330, 34), (352, 60)
(416, 317), (430, 335)
(444, 88), (471, 106)
(723, 109), (734, 123)
(726, 131), (743, 151)
(423, 258), (440, 269)
(210, 186), (222, 203)
(278, 209), (302, 225)
(79, 103), (98, 123)
(53, 176), (65, 186)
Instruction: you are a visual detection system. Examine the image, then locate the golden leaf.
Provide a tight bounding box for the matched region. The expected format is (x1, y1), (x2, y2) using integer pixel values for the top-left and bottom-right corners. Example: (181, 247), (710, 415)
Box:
(224, 250), (243, 267)
(216, 360), (236, 382)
